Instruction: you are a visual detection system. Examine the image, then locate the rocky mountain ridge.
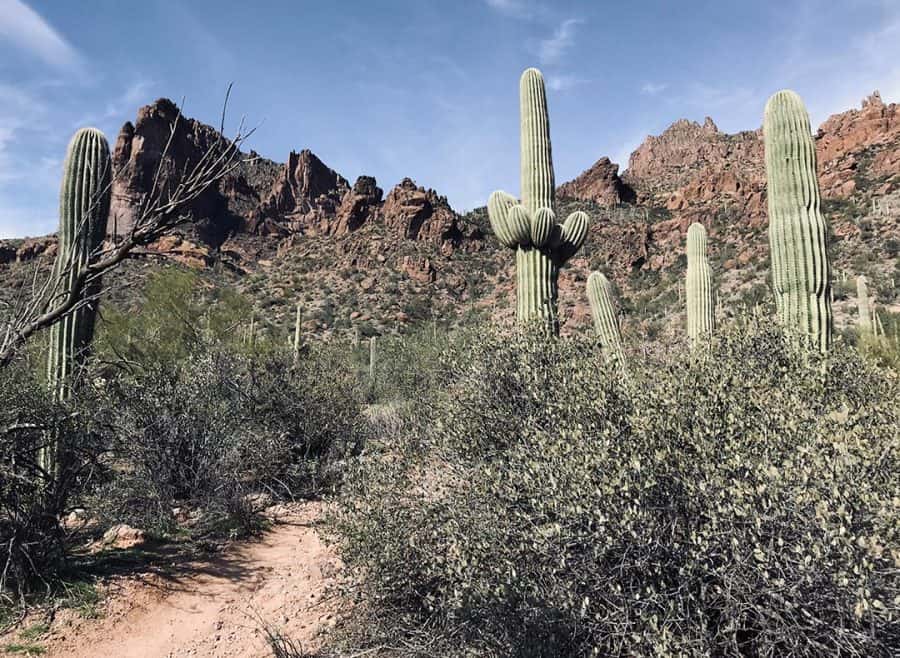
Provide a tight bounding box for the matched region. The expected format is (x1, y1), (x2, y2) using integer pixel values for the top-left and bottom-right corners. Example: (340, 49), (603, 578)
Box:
(2, 91), (898, 340)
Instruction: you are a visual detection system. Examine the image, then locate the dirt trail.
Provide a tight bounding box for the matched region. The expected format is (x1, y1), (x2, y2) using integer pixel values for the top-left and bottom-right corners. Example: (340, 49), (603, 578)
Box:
(19, 502), (342, 658)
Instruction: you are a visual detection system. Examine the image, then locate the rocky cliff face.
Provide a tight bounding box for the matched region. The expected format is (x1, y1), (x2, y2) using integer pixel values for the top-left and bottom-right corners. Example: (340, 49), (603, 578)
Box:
(557, 157), (635, 206)
(107, 99), (479, 262)
(110, 98), (279, 248)
(563, 91), (900, 274)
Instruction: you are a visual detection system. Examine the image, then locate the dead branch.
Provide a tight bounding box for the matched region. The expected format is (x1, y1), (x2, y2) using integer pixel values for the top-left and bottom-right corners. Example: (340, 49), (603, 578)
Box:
(0, 89), (254, 368)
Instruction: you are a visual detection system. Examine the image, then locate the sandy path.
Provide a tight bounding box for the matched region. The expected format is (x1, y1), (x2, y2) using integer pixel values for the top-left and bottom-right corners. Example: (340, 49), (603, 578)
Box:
(29, 502), (342, 658)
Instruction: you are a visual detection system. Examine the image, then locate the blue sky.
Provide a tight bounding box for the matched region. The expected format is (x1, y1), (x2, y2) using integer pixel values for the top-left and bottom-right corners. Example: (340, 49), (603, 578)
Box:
(1, 0), (898, 238)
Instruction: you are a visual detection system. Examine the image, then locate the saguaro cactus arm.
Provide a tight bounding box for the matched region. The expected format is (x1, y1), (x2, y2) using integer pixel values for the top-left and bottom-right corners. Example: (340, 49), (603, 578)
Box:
(764, 89), (832, 351)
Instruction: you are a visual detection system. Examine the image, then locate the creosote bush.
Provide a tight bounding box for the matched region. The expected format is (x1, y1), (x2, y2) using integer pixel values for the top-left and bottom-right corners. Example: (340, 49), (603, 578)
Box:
(332, 321), (900, 657)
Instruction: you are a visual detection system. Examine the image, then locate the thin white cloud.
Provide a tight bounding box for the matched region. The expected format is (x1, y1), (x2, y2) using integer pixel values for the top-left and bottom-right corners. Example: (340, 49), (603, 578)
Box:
(74, 79), (155, 128)
(547, 74), (586, 92)
(485, 0), (522, 13)
(538, 18), (583, 65)
(484, 0), (537, 20)
(0, 83), (50, 183)
(641, 82), (668, 96)
(683, 82), (756, 112)
(0, 0), (83, 73)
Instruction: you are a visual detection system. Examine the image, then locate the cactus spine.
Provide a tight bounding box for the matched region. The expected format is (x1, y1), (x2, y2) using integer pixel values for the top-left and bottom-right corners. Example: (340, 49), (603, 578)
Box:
(856, 276), (872, 333)
(47, 128), (111, 402)
(685, 223), (715, 344)
(763, 90), (832, 351)
(586, 272), (624, 364)
(488, 68), (589, 333)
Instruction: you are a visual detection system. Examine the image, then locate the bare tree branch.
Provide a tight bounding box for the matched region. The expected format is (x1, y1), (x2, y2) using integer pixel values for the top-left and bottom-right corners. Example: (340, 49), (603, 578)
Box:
(0, 93), (255, 368)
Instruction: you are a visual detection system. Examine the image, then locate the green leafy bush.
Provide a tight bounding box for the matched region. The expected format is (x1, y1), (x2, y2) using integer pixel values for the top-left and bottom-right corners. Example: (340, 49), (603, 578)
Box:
(96, 267), (252, 366)
(333, 321), (900, 657)
(359, 325), (457, 404)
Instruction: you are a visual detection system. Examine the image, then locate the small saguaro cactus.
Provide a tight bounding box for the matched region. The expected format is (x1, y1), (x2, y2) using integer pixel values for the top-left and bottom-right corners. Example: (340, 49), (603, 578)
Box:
(685, 222), (715, 344)
(856, 275), (872, 333)
(292, 302), (303, 362)
(47, 127), (112, 403)
(488, 68), (590, 333)
(586, 271), (624, 364)
(764, 90), (833, 352)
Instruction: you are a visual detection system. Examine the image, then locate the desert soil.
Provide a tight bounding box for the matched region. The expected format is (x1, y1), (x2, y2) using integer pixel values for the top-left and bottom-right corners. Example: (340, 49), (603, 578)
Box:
(4, 501), (343, 657)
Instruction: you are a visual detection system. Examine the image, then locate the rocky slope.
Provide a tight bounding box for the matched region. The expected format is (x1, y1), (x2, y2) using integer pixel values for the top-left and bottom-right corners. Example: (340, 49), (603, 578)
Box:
(2, 92), (898, 342)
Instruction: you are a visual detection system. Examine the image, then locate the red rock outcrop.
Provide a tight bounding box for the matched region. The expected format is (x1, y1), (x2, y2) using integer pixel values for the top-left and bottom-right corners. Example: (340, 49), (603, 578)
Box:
(144, 235), (211, 269)
(246, 149), (350, 236)
(553, 90), (900, 288)
(383, 178), (471, 253)
(557, 157), (635, 205)
(399, 255), (436, 283)
(15, 236), (57, 262)
(109, 98), (272, 245)
(617, 91), (900, 216)
(333, 176), (383, 235)
(816, 91), (900, 198)
(623, 117), (764, 199)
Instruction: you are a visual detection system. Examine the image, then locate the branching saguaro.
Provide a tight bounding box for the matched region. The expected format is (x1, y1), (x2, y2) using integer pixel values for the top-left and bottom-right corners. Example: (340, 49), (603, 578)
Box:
(764, 89), (832, 352)
(488, 68), (589, 334)
(0, 91), (253, 368)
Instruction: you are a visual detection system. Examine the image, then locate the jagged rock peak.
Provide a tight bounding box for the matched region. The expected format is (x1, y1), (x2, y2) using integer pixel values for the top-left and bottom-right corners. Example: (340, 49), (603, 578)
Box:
(862, 90), (883, 108)
(557, 157), (635, 206)
(383, 177), (463, 248)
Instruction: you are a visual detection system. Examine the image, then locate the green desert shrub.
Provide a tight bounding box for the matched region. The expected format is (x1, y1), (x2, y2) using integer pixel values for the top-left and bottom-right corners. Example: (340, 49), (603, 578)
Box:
(96, 267), (252, 367)
(93, 342), (365, 537)
(332, 321), (900, 657)
(360, 325), (457, 404)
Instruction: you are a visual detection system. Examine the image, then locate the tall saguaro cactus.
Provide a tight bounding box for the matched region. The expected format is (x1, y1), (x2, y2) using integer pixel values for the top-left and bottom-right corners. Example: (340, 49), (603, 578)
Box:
(47, 128), (112, 402)
(488, 68), (590, 333)
(685, 223), (715, 344)
(586, 271), (624, 364)
(44, 128), (111, 477)
(763, 90), (832, 351)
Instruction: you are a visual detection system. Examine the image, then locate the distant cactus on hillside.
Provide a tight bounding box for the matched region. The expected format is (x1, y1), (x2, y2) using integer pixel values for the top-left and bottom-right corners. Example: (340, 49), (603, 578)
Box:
(685, 223), (715, 344)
